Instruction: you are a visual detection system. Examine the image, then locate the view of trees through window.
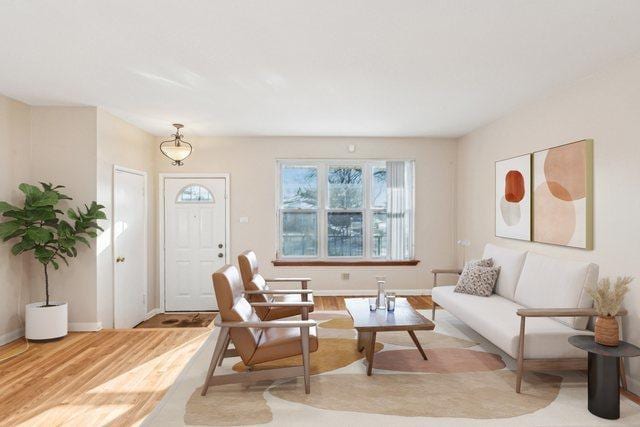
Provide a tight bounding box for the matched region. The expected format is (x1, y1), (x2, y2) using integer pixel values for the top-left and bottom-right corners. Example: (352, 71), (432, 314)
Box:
(279, 162), (388, 258)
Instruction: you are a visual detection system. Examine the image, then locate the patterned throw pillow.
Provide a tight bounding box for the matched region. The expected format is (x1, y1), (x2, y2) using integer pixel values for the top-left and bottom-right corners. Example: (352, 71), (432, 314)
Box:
(454, 259), (500, 297)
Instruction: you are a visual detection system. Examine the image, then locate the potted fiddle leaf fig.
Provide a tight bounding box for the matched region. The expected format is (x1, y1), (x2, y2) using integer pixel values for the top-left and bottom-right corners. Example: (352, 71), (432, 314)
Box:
(0, 183), (106, 340)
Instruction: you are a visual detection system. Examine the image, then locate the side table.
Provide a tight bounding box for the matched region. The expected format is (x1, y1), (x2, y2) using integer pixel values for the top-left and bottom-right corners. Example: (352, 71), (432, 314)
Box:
(569, 335), (640, 420)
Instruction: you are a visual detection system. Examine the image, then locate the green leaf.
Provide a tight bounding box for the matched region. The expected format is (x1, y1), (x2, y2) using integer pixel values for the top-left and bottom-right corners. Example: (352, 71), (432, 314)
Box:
(0, 201), (19, 214)
(3, 228), (26, 242)
(51, 259), (59, 270)
(26, 228), (53, 244)
(11, 239), (35, 255)
(32, 190), (59, 207)
(35, 246), (54, 264)
(75, 235), (90, 247)
(67, 209), (79, 220)
(19, 183), (42, 204)
(0, 220), (22, 239)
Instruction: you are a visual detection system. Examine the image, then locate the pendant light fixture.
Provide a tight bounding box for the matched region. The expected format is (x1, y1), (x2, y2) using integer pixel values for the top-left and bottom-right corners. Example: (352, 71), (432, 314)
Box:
(160, 123), (192, 166)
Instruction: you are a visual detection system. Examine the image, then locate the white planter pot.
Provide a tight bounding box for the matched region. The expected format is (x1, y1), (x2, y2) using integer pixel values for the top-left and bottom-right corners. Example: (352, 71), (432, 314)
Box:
(25, 302), (68, 340)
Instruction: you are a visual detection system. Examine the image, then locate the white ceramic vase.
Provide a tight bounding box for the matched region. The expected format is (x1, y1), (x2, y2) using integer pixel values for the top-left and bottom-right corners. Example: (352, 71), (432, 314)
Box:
(25, 302), (68, 340)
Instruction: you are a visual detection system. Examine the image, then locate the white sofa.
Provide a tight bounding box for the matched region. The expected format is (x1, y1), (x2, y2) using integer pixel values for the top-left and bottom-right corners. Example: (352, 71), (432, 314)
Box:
(432, 244), (599, 392)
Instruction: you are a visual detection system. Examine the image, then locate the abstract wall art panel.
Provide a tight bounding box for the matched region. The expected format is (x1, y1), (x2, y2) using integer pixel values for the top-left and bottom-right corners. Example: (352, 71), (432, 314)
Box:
(533, 139), (593, 249)
(495, 154), (531, 241)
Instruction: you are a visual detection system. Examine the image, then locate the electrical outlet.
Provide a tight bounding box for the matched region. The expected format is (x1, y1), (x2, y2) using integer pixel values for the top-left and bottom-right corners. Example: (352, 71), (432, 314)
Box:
(341, 272), (350, 280)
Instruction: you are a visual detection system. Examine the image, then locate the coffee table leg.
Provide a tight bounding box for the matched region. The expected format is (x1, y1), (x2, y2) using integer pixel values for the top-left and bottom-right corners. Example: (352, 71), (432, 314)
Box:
(408, 330), (428, 360)
(357, 331), (370, 352)
(366, 332), (377, 376)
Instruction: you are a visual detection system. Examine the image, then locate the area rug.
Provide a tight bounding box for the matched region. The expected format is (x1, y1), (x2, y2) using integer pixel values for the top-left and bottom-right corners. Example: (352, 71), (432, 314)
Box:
(144, 310), (640, 426)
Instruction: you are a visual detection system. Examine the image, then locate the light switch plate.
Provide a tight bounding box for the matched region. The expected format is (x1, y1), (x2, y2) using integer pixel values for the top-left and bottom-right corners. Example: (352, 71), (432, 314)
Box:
(239, 217), (249, 223)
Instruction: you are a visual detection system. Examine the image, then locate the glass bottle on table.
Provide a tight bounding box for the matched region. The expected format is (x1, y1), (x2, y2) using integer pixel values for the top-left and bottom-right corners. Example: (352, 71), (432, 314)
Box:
(376, 279), (387, 310)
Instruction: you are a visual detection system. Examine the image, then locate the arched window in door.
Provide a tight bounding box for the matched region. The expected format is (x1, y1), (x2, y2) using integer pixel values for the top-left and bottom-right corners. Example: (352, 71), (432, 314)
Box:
(176, 184), (215, 203)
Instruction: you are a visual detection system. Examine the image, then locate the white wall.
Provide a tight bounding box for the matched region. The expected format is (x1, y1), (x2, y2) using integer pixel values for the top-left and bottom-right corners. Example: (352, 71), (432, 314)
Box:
(155, 136), (457, 300)
(97, 109), (156, 327)
(0, 94), (32, 344)
(29, 107), (100, 329)
(456, 54), (640, 393)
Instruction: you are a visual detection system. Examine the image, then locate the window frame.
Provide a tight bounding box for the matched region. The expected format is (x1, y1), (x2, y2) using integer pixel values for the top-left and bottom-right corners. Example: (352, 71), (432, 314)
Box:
(277, 159), (411, 261)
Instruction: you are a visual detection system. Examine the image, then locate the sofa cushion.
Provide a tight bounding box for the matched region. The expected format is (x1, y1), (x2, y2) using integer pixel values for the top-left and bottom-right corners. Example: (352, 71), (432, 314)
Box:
(482, 244), (527, 299)
(454, 265), (500, 297)
(513, 252), (597, 330)
(432, 286), (592, 359)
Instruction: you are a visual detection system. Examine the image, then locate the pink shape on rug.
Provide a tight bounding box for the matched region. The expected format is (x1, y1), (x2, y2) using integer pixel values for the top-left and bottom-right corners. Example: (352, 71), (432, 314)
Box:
(373, 348), (505, 373)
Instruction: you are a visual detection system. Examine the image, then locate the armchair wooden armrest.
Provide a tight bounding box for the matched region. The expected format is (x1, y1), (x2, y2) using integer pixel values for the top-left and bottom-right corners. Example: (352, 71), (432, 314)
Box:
(264, 277), (311, 289)
(517, 308), (628, 317)
(214, 317), (317, 328)
(244, 289), (313, 295)
(250, 301), (315, 308)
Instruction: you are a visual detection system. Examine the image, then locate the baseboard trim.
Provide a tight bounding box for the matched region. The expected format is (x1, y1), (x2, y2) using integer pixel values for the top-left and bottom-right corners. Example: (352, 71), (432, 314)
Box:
(627, 375), (640, 397)
(313, 289), (431, 296)
(0, 328), (25, 346)
(145, 308), (162, 320)
(68, 322), (102, 332)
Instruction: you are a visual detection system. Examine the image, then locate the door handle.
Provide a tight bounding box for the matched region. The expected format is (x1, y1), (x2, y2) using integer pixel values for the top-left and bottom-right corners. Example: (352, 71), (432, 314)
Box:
(218, 243), (223, 249)
(218, 253), (224, 258)
(116, 256), (126, 263)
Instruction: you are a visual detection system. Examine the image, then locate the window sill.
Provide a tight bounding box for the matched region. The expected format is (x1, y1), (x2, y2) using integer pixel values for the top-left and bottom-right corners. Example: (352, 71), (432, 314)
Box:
(271, 259), (420, 267)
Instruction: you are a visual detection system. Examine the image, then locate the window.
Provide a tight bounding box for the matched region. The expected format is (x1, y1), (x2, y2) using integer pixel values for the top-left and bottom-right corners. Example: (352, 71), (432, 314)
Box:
(278, 160), (413, 260)
(176, 184), (214, 203)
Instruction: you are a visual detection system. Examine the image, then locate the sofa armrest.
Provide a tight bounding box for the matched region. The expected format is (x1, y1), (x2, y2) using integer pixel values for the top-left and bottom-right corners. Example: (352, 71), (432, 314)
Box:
(431, 268), (462, 287)
(431, 268), (463, 275)
(517, 308), (628, 317)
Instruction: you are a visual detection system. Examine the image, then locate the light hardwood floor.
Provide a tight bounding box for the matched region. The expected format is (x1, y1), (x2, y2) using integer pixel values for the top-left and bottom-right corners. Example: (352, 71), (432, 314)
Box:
(0, 296), (432, 426)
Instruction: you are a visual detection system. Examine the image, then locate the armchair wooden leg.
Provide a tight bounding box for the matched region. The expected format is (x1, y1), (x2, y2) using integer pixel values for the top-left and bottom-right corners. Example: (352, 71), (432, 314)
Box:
(218, 334), (231, 367)
(202, 327), (230, 396)
(431, 303), (436, 321)
(516, 317), (526, 393)
(301, 326), (311, 394)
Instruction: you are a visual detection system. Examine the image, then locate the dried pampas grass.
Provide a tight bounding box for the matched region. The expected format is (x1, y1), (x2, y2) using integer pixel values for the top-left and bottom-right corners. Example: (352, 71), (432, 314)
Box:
(587, 276), (633, 317)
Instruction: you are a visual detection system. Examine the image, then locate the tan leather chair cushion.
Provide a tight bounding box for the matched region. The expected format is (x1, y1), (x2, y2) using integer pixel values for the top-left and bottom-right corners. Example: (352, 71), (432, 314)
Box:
(249, 326), (319, 365)
(263, 293), (315, 320)
(213, 266), (262, 364)
(238, 250), (259, 285)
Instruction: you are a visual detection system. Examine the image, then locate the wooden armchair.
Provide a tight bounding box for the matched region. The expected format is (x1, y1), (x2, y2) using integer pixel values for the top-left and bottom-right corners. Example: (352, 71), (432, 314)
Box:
(238, 250), (314, 320)
(201, 265), (318, 396)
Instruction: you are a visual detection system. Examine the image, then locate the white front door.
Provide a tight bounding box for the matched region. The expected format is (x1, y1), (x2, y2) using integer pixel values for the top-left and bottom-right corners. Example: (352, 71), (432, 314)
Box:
(164, 177), (227, 311)
(114, 169), (147, 328)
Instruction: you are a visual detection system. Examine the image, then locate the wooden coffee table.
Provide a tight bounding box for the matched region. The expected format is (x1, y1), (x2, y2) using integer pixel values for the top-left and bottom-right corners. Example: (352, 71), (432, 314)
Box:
(345, 298), (435, 376)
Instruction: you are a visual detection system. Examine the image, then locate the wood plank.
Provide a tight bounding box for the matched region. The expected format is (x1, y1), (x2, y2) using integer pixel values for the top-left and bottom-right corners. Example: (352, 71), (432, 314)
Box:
(0, 327), (211, 426)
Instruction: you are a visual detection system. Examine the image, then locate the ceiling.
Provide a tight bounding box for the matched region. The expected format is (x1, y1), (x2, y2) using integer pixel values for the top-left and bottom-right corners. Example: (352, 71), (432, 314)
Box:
(1, 1), (640, 137)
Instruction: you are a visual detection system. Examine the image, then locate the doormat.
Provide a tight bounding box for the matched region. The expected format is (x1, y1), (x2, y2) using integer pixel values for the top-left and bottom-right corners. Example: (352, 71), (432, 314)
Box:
(135, 312), (216, 329)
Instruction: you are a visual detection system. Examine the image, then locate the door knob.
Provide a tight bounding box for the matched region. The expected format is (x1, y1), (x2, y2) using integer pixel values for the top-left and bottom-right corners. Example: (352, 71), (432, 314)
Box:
(116, 256), (126, 263)
(218, 253), (224, 258)
(218, 243), (223, 249)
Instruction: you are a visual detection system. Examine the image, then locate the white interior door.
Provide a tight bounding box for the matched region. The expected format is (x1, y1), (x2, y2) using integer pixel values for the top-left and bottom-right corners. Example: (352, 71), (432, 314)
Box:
(165, 177), (227, 311)
(114, 169), (147, 328)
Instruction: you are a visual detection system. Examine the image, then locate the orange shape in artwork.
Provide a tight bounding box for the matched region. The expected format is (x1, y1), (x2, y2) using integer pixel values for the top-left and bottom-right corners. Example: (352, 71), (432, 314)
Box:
(504, 170), (525, 203)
